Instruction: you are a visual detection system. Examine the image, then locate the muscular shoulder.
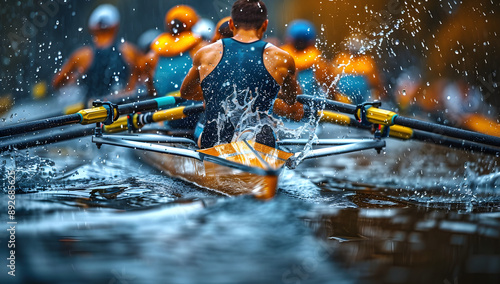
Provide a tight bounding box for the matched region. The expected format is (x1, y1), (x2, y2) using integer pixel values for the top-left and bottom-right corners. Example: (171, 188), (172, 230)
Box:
(266, 45), (292, 59)
(263, 45), (296, 85)
(195, 41), (223, 60)
(264, 45), (295, 71)
(193, 40), (223, 68)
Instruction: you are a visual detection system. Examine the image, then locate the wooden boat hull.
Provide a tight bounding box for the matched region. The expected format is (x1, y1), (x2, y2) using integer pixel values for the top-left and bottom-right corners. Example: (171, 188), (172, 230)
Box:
(139, 141), (293, 200)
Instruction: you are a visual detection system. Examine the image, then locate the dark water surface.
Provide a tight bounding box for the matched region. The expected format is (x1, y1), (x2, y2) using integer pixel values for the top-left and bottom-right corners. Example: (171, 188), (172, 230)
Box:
(0, 126), (499, 284)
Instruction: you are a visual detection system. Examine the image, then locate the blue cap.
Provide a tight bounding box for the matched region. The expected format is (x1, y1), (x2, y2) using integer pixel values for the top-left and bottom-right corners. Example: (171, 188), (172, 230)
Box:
(286, 20), (316, 43)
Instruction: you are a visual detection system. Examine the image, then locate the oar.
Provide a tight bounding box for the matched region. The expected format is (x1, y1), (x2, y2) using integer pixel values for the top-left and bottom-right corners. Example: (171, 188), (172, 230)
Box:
(299, 95), (500, 148)
(0, 96), (186, 137)
(62, 92), (153, 115)
(0, 125), (94, 152)
(0, 103), (204, 152)
(103, 103), (204, 133)
(320, 110), (500, 155)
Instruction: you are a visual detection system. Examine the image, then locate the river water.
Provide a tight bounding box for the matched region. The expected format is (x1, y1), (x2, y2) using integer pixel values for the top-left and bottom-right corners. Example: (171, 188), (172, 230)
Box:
(0, 122), (499, 284)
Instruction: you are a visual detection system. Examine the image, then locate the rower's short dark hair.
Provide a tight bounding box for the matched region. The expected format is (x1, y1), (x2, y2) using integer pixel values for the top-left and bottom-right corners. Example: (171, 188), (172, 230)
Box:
(231, 0), (268, 30)
(219, 21), (233, 38)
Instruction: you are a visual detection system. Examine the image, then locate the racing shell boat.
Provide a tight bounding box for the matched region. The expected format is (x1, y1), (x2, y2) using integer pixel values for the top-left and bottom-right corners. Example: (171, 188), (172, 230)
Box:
(92, 133), (386, 200)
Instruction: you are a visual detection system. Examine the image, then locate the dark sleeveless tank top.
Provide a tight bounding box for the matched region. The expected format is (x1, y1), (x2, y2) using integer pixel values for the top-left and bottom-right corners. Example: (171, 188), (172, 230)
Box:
(200, 38), (280, 148)
(82, 42), (129, 101)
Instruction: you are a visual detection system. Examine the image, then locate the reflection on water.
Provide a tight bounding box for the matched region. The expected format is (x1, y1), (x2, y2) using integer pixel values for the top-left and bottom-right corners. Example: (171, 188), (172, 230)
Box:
(305, 208), (500, 284)
(3, 194), (354, 284)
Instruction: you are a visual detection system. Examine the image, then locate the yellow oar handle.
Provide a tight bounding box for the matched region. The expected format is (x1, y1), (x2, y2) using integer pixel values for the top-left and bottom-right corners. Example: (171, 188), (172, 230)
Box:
(152, 106), (188, 122)
(319, 110), (351, 125)
(321, 110), (414, 140)
(165, 90), (181, 97)
(104, 107), (189, 133)
(103, 104), (204, 133)
(384, 125), (414, 140)
(77, 107), (115, 125)
(358, 107), (398, 126)
(103, 116), (134, 133)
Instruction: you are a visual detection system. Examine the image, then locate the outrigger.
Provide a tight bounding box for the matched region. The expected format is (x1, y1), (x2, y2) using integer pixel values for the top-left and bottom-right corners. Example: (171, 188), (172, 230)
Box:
(1, 95), (499, 199)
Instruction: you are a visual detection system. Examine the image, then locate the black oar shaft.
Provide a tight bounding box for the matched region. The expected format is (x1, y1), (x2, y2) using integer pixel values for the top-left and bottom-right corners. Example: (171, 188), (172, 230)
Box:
(298, 96), (357, 114)
(117, 100), (159, 115)
(0, 113), (82, 137)
(411, 130), (500, 156)
(0, 125), (94, 152)
(394, 116), (500, 146)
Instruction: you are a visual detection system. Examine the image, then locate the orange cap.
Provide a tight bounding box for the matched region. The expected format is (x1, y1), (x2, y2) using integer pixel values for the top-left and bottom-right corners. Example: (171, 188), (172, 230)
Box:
(165, 5), (199, 32)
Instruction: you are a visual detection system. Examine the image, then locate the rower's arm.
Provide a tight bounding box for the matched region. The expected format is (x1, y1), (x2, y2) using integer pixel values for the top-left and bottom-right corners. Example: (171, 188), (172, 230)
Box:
(273, 99), (305, 121)
(53, 47), (93, 89)
(119, 42), (142, 93)
(279, 73), (300, 105)
(277, 51), (299, 106)
(180, 53), (204, 101)
(273, 71), (307, 122)
(272, 50), (308, 121)
(143, 51), (159, 96)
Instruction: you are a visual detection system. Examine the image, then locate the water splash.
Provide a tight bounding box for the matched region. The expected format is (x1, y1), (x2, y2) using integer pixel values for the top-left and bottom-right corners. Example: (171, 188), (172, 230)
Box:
(213, 88), (320, 149)
(1, 152), (58, 192)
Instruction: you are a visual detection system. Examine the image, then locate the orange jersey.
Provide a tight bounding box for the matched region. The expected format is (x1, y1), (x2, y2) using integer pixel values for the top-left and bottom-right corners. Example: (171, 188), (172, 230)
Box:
(150, 32), (202, 58)
(280, 44), (321, 72)
(332, 52), (378, 77)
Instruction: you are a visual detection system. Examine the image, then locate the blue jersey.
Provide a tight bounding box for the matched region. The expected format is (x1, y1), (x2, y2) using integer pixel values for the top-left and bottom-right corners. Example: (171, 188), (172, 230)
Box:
(153, 52), (193, 96)
(199, 38), (280, 148)
(336, 74), (371, 105)
(297, 68), (323, 97)
(153, 51), (199, 130)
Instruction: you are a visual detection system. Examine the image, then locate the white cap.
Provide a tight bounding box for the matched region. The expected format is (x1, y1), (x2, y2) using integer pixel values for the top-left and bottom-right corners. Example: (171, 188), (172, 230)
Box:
(88, 4), (120, 30)
(192, 18), (215, 41)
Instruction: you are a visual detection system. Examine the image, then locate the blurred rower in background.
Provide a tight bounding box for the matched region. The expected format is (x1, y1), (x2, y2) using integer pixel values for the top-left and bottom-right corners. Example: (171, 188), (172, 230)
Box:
(394, 71), (499, 137)
(325, 34), (386, 105)
(280, 20), (324, 96)
(437, 80), (499, 136)
(273, 20), (325, 122)
(52, 4), (139, 106)
(426, 79), (499, 136)
(146, 5), (204, 131)
(147, 5), (203, 97)
(134, 29), (162, 95)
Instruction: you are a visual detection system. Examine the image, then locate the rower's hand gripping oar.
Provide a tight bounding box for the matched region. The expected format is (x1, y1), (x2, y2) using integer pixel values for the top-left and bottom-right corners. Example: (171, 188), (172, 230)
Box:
(0, 96), (186, 137)
(298, 95), (500, 150)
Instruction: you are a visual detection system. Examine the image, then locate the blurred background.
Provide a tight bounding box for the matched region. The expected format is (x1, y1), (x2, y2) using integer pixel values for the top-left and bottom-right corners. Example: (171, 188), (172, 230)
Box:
(1, 0), (499, 114)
